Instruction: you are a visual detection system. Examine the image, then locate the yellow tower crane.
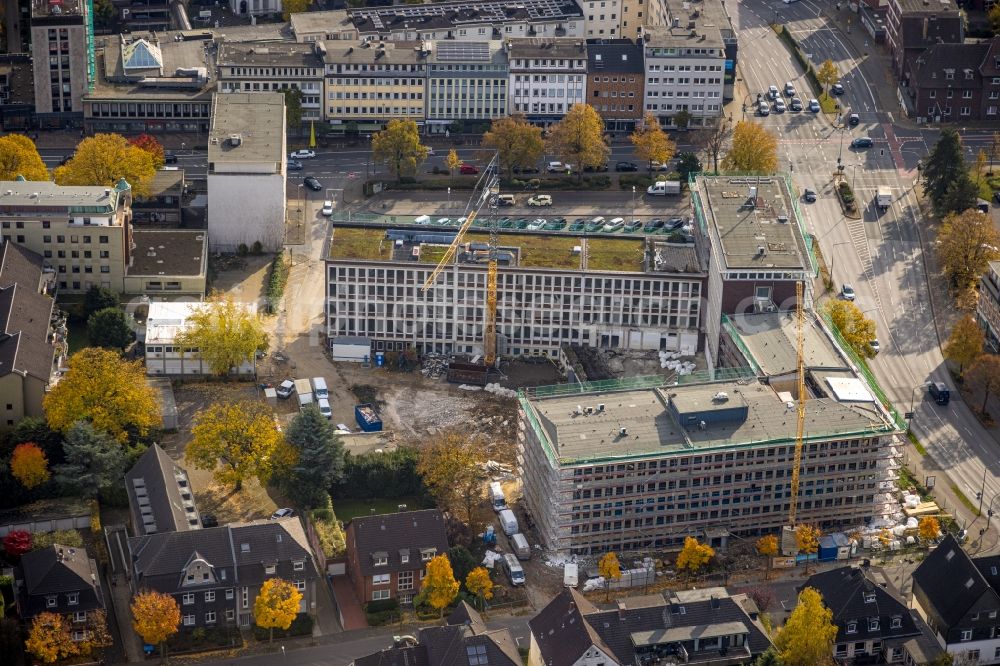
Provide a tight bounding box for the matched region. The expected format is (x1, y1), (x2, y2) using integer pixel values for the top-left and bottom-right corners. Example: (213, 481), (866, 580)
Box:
(421, 156), (501, 366)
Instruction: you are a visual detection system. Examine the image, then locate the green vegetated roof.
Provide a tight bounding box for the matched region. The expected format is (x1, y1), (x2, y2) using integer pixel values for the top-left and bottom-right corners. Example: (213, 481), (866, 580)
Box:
(328, 227), (393, 261)
(587, 238), (645, 272)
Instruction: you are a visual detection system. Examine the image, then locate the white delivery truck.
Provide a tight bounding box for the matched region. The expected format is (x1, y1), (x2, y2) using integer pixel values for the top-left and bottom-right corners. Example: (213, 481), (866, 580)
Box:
(503, 553), (525, 586)
(311, 377), (329, 400)
(488, 482), (507, 512)
(511, 533), (531, 560)
(647, 180), (681, 196)
(563, 562), (579, 588)
(498, 508), (519, 536)
(293, 379), (313, 410)
(876, 186), (892, 210)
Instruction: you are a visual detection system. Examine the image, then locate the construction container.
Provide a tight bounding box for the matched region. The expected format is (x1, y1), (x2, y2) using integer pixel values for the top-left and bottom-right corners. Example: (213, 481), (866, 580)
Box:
(355, 403), (383, 432)
(818, 536), (838, 562)
(447, 361), (488, 385)
(563, 562), (578, 588)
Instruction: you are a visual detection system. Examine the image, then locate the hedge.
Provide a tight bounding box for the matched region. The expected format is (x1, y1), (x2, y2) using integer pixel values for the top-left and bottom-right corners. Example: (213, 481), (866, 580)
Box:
(264, 254), (289, 315)
(364, 598), (401, 626)
(251, 613), (313, 641)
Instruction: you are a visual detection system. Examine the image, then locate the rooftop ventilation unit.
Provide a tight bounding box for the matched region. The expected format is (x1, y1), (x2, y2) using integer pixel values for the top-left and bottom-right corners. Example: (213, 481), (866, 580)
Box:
(228, 134), (242, 146)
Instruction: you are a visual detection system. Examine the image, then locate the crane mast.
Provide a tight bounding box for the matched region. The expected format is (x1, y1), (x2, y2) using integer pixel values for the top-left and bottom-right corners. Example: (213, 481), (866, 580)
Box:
(788, 280), (806, 526)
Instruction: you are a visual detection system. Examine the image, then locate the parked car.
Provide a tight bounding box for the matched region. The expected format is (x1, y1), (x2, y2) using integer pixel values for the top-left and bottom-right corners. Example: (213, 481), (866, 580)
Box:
(584, 163), (608, 172)
(758, 101), (770, 116)
(513, 165), (540, 174)
(304, 177), (322, 191)
(665, 217), (686, 231)
(768, 85), (780, 99)
(650, 161), (670, 171)
(287, 159), (304, 171)
(994, 191), (1000, 204)
(831, 82), (845, 95)
(527, 194), (553, 207)
(497, 194), (516, 206)
(848, 113), (860, 126)
(803, 189), (817, 203)
(790, 97), (803, 112)
(290, 149), (316, 159)
(616, 161), (639, 172)
(317, 398), (332, 419)
(624, 220), (642, 232)
(643, 218), (665, 233)
(276, 380), (295, 399)
(808, 98), (821, 112)
(784, 81), (796, 97)
(774, 99), (787, 113)
(869, 339), (880, 355)
(851, 137), (873, 149)
(164, 152), (178, 164)
(270, 508), (294, 519)
(460, 163), (479, 175)
(841, 283), (856, 301)
(547, 161), (565, 173)
(321, 200), (334, 216)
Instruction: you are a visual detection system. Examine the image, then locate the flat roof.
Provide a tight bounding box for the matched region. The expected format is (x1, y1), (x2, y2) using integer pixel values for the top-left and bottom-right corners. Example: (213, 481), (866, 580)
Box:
(128, 229), (206, 277)
(349, 0), (583, 34)
(32, 0), (83, 18)
(826, 377), (875, 403)
(727, 310), (847, 375)
(0, 181), (127, 213)
(145, 300), (255, 344)
(697, 176), (810, 271)
(208, 93), (285, 163)
(508, 38), (588, 60)
(632, 622), (748, 646)
(525, 380), (894, 465)
(322, 40), (427, 67)
(895, 0), (960, 13)
(90, 35), (216, 101)
(289, 9), (356, 37)
(218, 41), (323, 68)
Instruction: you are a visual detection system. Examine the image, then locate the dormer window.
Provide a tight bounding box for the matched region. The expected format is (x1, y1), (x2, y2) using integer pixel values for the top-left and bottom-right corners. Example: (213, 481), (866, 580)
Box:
(891, 616), (902, 629)
(241, 543), (250, 553)
(66, 593), (78, 606)
(293, 561), (304, 571)
(869, 618), (879, 632)
(847, 622), (858, 634)
(945, 69), (955, 80)
(265, 565), (276, 575)
(420, 548), (436, 562)
(46, 596), (57, 608)
(864, 593), (875, 604)
(373, 551), (389, 567)
(400, 549), (410, 564)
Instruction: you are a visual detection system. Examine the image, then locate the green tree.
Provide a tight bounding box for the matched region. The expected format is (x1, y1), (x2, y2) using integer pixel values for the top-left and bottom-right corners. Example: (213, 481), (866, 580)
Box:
(945, 315), (985, 373)
(175, 294), (268, 377)
(53, 133), (156, 197)
(0, 134), (48, 181)
(283, 405), (345, 509)
(673, 109), (692, 130)
(940, 173), (980, 217)
(372, 119), (429, 182)
(416, 430), (485, 527)
(722, 121), (778, 173)
(86, 307), (133, 351)
(282, 87), (304, 131)
(83, 285), (119, 321)
(630, 112), (676, 169)
(282, 0), (310, 20)
(816, 59), (840, 98)
(44, 348), (159, 444)
(92, 0), (115, 27)
(923, 128), (969, 215)
(545, 103), (610, 181)
(753, 647), (783, 666)
(825, 300), (877, 358)
(483, 114), (545, 179)
(186, 400), (284, 491)
(423, 554), (460, 617)
(966, 354), (1000, 415)
(448, 546), (478, 588)
(53, 421), (126, 499)
(675, 152), (703, 180)
(775, 587), (837, 666)
(937, 209), (1000, 301)
(990, 2), (1000, 35)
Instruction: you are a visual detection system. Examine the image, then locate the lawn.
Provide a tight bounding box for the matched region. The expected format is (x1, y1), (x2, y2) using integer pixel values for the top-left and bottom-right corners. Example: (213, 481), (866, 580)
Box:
(333, 496), (431, 521)
(66, 319), (89, 354)
(588, 238), (646, 271)
(328, 227), (393, 261)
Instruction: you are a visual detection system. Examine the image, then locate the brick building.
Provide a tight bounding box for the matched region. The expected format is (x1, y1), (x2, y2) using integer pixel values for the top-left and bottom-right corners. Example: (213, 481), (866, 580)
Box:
(586, 39), (644, 133)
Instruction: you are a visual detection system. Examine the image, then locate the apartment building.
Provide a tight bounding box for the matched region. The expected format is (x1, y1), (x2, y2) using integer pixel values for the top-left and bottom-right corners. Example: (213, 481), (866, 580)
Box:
(693, 175), (815, 363)
(904, 36), (1000, 122)
(291, 10), (358, 43)
(226, 0), (282, 18)
(518, 370), (901, 555)
(31, 0), (91, 127)
(323, 41), (427, 132)
(207, 93), (286, 252)
(217, 41), (325, 123)
(0, 55), (38, 131)
(507, 39), (588, 124)
(326, 227), (706, 359)
(977, 261), (1000, 353)
(642, 8), (727, 128)
(886, 0), (963, 77)
(586, 39), (644, 133)
(621, 0), (670, 40)
(425, 41), (508, 133)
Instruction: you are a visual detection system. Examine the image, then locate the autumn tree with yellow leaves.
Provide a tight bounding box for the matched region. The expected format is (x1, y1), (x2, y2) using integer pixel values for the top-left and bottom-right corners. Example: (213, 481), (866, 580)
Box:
(918, 516), (941, 543)
(131, 591), (180, 660)
(756, 535), (779, 580)
(630, 112), (677, 169)
(937, 209), (1000, 307)
(483, 114), (545, 179)
(175, 294), (268, 377)
(11, 442), (51, 489)
(372, 119), (429, 182)
(795, 525), (821, 574)
(417, 429), (485, 527)
(254, 578), (303, 642)
(676, 536), (715, 577)
(721, 121), (778, 173)
(186, 400), (284, 492)
(26, 612), (77, 664)
(44, 347), (159, 444)
(54, 133), (156, 197)
(816, 59), (840, 99)
(0, 134), (49, 181)
(774, 587), (837, 666)
(598, 551), (622, 600)
(825, 299), (878, 359)
(545, 103), (610, 179)
(465, 567), (494, 611)
(945, 315), (985, 374)
(422, 554), (460, 617)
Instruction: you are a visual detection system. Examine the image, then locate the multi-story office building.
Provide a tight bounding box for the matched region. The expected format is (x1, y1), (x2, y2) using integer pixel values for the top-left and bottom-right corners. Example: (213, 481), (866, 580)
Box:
(31, 0), (91, 126)
(425, 41), (508, 133)
(225, 0), (282, 18)
(693, 175), (815, 364)
(325, 227), (706, 359)
(507, 39), (587, 124)
(207, 93), (286, 252)
(323, 40), (427, 133)
(886, 0), (963, 78)
(977, 260), (1000, 353)
(518, 308), (902, 554)
(641, 6), (727, 129)
(585, 39), (644, 133)
(620, 0), (670, 40)
(217, 41), (325, 123)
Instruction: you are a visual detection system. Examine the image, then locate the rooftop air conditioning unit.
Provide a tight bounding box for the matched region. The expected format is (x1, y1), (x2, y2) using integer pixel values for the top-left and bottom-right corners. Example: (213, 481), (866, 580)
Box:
(713, 392), (729, 402)
(229, 133), (242, 146)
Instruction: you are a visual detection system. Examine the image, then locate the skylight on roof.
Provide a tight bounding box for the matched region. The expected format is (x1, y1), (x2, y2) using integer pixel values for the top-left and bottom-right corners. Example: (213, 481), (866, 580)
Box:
(122, 39), (163, 71)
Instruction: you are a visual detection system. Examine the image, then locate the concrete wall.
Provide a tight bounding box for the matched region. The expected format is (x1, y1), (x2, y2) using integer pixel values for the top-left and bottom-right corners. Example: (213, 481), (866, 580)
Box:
(207, 172), (286, 252)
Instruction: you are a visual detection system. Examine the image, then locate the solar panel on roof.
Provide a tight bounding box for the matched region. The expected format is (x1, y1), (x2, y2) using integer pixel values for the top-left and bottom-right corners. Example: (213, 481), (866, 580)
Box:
(437, 42), (490, 62)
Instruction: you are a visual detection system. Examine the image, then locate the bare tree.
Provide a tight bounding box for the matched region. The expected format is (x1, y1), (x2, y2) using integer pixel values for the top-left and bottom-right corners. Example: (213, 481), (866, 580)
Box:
(703, 119), (732, 173)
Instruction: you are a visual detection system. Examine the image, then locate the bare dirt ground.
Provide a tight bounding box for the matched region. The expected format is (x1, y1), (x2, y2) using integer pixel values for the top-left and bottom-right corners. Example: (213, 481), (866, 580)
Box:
(209, 254), (271, 300)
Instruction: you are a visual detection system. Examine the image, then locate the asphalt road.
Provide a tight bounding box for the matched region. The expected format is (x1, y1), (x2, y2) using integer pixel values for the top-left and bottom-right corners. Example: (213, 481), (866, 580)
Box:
(735, 0), (1000, 533)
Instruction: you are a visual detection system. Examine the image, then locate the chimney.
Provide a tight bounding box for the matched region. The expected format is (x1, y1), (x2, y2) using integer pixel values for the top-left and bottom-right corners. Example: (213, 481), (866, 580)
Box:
(617, 599), (626, 620)
(57, 548), (64, 561)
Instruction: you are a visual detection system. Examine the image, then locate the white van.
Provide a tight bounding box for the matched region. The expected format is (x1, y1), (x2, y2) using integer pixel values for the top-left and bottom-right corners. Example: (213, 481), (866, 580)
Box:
(311, 377), (329, 400)
(563, 562), (578, 588)
(503, 553), (525, 586)
(488, 482), (506, 511)
(499, 508), (518, 536)
(511, 533), (531, 560)
(317, 398), (332, 419)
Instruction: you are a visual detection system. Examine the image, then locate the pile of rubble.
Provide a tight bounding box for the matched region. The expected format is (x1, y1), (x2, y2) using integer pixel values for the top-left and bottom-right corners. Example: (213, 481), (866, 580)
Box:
(421, 353), (452, 379)
(659, 350), (697, 374)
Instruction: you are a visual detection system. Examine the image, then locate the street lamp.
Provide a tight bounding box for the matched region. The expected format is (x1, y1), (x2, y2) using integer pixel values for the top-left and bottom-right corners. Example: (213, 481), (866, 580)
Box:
(741, 93), (756, 122)
(632, 185), (636, 221)
(447, 186), (451, 212)
(851, 163), (861, 198)
(828, 240), (852, 283)
(907, 383), (930, 433)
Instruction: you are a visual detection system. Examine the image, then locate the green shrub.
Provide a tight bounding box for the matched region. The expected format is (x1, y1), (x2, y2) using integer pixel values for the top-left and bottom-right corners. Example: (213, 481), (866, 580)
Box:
(31, 530), (83, 551)
(251, 613), (313, 640)
(237, 243), (249, 256)
(311, 507), (346, 558)
(264, 254), (289, 315)
(365, 598), (400, 614)
(251, 240), (264, 255)
(619, 174), (657, 190)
